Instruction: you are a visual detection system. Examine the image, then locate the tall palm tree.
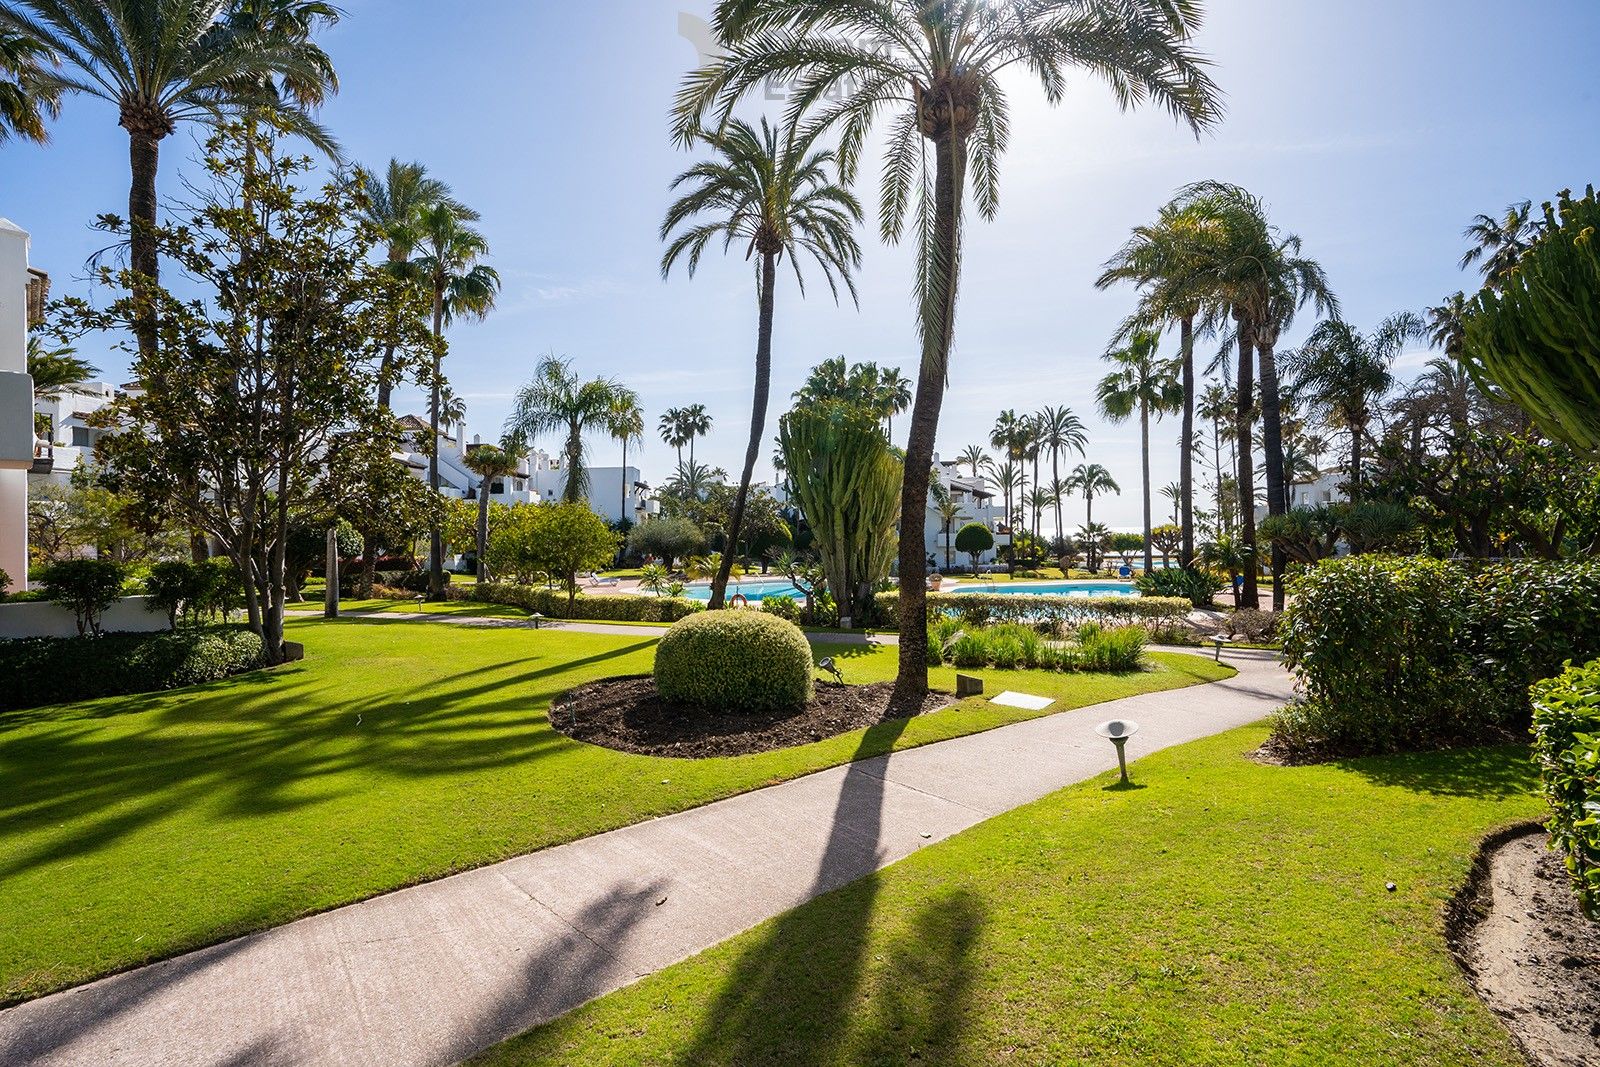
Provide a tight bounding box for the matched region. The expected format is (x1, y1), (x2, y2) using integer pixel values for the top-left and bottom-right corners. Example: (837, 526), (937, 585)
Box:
(658, 407), (690, 468)
(0, 25), (58, 142)
(413, 204), (500, 597)
(678, 0), (1222, 711)
(463, 442), (521, 585)
(664, 458), (727, 501)
(1198, 381), (1234, 531)
(1161, 481), (1182, 526)
(1067, 463), (1121, 534)
(1425, 291), (1468, 363)
(1096, 331), (1181, 572)
(1460, 200), (1544, 287)
(1, 0), (341, 358)
(958, 444), (986, 480)
(26, 336), (96, 399)
(507, 356), (631, 508)
(1035, 405), (1087, 545)
(989, 409), (1028, 552)
(1023, 413), (1044, 544)
(609, 389), (644, 526)
(680, 402), (712, 465)
(355, 158), (478, 410)
(662, 116), (862, 610)
(1285, 313), (1424, 501)
(878, 366), (912, 439)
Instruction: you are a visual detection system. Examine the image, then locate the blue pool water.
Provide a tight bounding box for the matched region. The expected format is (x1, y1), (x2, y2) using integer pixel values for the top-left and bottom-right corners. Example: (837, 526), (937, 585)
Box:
(683, 578), (1138, 601)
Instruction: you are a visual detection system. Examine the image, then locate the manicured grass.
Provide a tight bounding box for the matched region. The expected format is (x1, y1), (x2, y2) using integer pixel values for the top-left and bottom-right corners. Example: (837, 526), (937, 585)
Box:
(307, 598), (535, 619)
(0, 619), (1230, 1005)
(477, 728), (1542, 1066)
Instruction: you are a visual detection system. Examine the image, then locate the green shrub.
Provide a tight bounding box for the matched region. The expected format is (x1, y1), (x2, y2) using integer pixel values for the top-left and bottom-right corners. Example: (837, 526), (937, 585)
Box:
(1225, 608), (1279, 643)
(145, 559), (244, 627)
(1531, 658), (1600, 919)
(1276, 557), (1600, 756)
(0, 628), (264, 711)
(1078, 625), (1148, 673)
(39, 558), (128, 636)
(989, 633), (1023, 669)
(949, 631), (989, 669)
(1135, 566), (1225, 608)
(453, 582), (703, 623)
(653, 611), (814, 712)
(760, 596), (799, 622)
(875, 591), (1189, 633)
(0, 567), (10, 599)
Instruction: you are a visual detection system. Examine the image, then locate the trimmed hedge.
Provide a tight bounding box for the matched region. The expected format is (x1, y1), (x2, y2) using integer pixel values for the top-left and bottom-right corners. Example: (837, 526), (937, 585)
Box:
(451, 582), (703, 623)
(875, 590), (1189, 632)
(1531, 658), (1600, 919)
(654, 611), (814, 712)
(1276, 557), (1600, 755)
(0, 628), (265, 711)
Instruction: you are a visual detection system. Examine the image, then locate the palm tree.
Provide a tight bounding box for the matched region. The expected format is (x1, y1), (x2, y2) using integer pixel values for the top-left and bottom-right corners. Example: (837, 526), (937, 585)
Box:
(677, 0), (1222, 711)
(507, 356), (632, 508)
(989, 410), (1028, 553)
(463, 442), (521, 585)
(658, 407), (691, 468)
(1067, 463), (1120, 536)
(958, 444), (986, 481)
(1285, 313), (1424, 501)
(1035, 406), (1087, 545)
(664, 458), (726, 501)
(609, 389), (644, 526)
(1461, 200), (1544, 286)
(1160, 481), (1182, 526)
(1, 0), (341, 358)
(355, 158), (478, 410)
(1425, 291), (1468, 363)
(930, 477), (966, 570)
(0, 25), (58, 142)
(1096, 331), (1181, 572)
(26, 336), (96, 399)
(662, 116), (862, 609)
(677, 403), (711, 465)
(413, 204), (500, 597)
(1023, 413), (1044, 544)
(1198, 381), (1234, 531)
(878, 367), (912, 439)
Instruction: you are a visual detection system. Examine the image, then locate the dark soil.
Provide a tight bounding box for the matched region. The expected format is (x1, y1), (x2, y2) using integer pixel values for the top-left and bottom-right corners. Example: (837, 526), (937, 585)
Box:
(548, 675), (954, 758)
(1448, 826), (1600, 1067)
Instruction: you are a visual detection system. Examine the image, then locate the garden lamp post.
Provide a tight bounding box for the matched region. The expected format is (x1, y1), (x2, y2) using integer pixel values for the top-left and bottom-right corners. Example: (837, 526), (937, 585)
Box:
(1096, 719), (1140, 785)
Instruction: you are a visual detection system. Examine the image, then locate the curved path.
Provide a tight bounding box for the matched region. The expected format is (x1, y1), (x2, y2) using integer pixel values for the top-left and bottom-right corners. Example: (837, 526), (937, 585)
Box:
(0, 649), (1292, 1067)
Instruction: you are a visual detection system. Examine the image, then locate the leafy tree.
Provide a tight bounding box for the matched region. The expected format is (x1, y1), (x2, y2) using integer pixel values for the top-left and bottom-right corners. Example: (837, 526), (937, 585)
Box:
(507, 355), (630, 510)
(954, 521), (993, 576)
(677, 0), (1221, 711)
(0, 24), (58, 142)
(626, 515), (705, 571)
(663, 117), (862, 610)
(1461, 187), (1600, 454)
(39, 558), (126, 636)
(1096, 330), (1180, 573)
(1150, 522), (1182, 565)
(526, 502), (620, 608)
(464, 442), (522, 584)
(318, 428), (436, 596)
(779, 400), (901, 628)
(70, 120), (436, 664)
(1, 0), (341, 359)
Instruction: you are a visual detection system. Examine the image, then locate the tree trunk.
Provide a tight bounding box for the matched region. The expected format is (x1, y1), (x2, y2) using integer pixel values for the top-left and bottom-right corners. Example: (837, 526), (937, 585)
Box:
(1052, 449), (1063, 547)
(324, 529), (340, 619)
(1257, 331), (1288, 611)
(620, 438), (629, 527)
(710, 250), (777, 610)
(127, 131), (162, 362)
(475, 484), (491, 585)
(1349, 422), (1364, 502)
(1140, 401), (1153, 573)
(890, 129), (966, 714)
(376, 344), (397, 411)
(428, 292), (446, 599)
(1179, 316), (1196, 567)
(1235, 315), (1259, 608)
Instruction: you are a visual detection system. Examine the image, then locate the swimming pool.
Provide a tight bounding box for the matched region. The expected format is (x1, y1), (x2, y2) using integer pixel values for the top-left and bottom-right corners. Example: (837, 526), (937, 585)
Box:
(681, 579), (804, 602)
(951, 580), (1137, 598)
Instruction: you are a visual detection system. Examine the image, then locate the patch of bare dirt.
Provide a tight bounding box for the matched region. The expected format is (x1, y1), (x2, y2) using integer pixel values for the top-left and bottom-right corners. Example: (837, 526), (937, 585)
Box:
(548, 675), (954, 758)
(1449, 825), (1600, 1067)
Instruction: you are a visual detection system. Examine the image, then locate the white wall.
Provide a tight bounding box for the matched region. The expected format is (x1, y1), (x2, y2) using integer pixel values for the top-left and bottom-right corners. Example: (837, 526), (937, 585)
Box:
(0, 595), (170, 639)
(0, 219), (31, 589)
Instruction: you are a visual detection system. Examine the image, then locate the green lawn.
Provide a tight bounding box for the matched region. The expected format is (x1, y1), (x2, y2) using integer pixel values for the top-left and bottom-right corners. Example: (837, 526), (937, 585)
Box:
(477, 727), (1542, 1066)
(0, 619), (1230, 1006)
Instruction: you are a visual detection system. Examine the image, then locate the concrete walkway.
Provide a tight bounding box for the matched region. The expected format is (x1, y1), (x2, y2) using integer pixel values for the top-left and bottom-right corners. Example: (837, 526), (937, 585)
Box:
(284, 606), (896, 644)
(0, 650), (1292, 1067)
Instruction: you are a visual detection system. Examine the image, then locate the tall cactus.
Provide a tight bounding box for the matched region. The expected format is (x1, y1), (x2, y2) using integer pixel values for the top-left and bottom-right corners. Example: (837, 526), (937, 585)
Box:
(1462, 186), (1600, 453)
(778, 403), (902, 628)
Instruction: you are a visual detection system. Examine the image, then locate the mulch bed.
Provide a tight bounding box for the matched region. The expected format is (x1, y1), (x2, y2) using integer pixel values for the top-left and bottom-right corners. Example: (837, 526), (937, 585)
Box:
(548, 675), (954, 758)
(1449, 826), (1600, 1066)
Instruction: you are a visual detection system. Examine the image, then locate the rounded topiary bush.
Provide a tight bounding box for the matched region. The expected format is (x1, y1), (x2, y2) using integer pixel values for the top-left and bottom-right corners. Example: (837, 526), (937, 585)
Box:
(654, 610), (815, 712)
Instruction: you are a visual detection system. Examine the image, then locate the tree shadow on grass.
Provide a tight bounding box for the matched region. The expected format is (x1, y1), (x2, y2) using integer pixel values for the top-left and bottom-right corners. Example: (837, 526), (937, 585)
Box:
(1332, 744), (1537, 800)
(660, 716), (983, 1064)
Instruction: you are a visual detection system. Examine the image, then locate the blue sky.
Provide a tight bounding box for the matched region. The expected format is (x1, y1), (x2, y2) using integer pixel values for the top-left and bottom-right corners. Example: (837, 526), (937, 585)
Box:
(6, 0), (1598, 528)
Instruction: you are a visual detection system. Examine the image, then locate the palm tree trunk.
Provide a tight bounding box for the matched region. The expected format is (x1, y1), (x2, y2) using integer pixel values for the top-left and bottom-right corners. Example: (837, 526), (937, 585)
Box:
(475, 486), (491, 585)
(127, 130), (162, 362)
(564, 423), (585, 504)
(890, 129), (965, 714)
(710, 250), (777, 610)
(427, 291), (446, 599)
(1349, 420), (1364, 502)
(1235, 317), (1258, 608)
(1052, 449), (1063, 547)
(1257, 333), (1288, 611)
(1140, 401), (1153, 573)
(620, 437), (629, 526)
(1179, 316), (1196, 567)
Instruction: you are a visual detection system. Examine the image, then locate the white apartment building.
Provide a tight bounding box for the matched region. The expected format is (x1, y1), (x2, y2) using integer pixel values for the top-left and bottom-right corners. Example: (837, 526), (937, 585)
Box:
(1, 221), (40, 588)
(927, 453), (1011, 571)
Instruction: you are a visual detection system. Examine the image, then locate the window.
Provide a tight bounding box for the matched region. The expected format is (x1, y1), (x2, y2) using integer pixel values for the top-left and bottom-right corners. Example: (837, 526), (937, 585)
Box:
(491, 482), (505, 495)
(71, 427), (91, 448)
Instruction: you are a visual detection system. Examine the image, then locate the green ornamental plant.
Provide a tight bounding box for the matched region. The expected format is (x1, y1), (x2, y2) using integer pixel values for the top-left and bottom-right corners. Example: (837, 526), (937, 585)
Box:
(40, 558), (127, 637)
(653, 611), (815, 712)
(1530, 657), (1600, 919)
(954, 521), (994, 574)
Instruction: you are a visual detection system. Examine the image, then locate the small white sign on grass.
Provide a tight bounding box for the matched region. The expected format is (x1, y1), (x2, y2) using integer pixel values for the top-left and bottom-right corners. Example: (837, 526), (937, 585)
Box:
(991, 691), (1054, 711)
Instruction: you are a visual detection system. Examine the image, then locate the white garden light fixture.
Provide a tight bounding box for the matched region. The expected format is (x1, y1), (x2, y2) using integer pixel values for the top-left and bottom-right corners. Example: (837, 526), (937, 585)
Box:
(1096, 719), (1140, 785)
